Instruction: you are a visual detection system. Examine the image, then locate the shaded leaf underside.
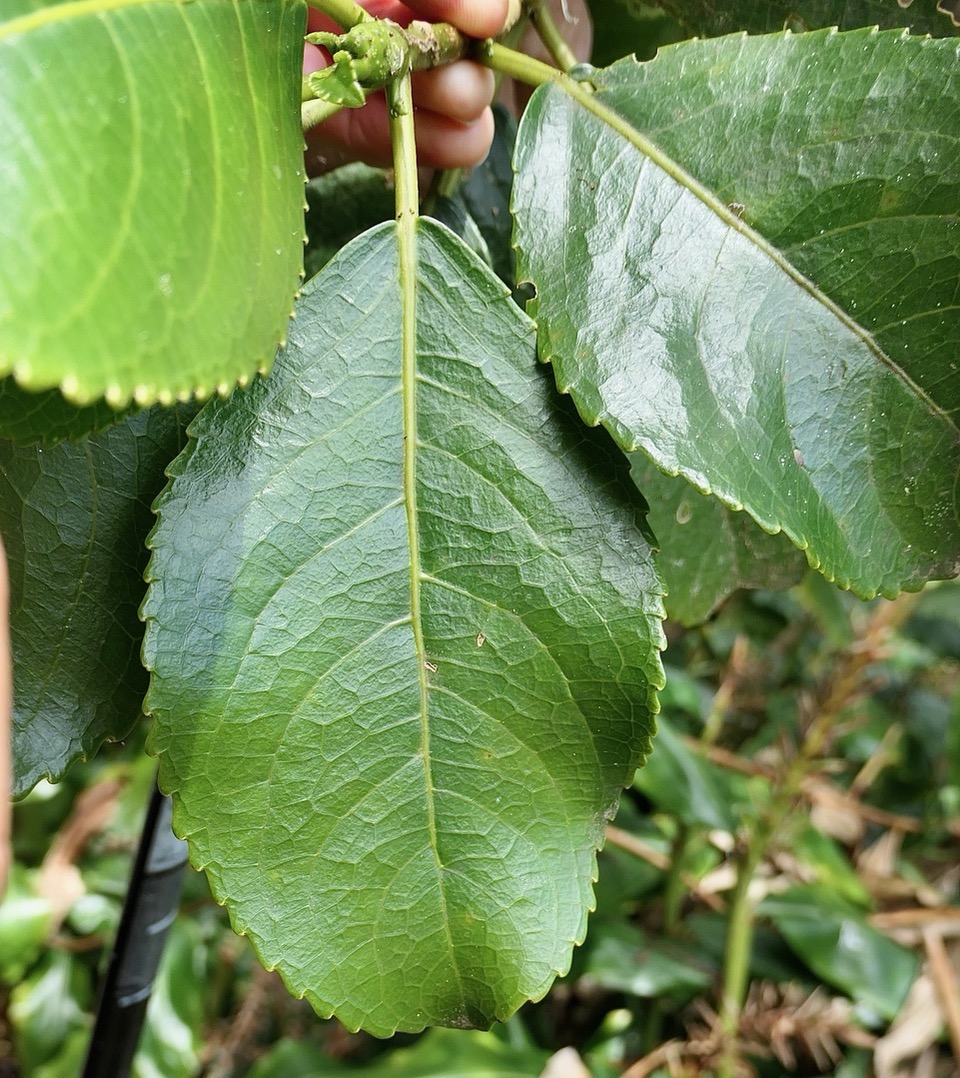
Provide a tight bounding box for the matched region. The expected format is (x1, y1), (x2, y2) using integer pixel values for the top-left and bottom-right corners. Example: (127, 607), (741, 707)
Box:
(143, 221), (664, 1035)
(2, 407), (191, 796)
(631, 458), (806, 625)
(513, 29), (960, 597)
(0, 0), (306, 407)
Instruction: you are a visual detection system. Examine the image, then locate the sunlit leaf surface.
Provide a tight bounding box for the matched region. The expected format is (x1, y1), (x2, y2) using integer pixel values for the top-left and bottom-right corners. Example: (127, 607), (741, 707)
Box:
(514, 29), (960, 596)
(0, 0), (306, 407)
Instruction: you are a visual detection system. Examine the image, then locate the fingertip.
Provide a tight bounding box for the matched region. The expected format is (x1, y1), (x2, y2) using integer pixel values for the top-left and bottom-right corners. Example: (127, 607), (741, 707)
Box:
(412, 61), (495, 124)
(404, 0), (510, 40)
(414, 106), (495, 170)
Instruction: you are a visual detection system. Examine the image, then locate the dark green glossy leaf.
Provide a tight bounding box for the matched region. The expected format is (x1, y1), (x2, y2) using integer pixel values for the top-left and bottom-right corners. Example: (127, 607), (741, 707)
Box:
(761, 886), (918, 1018)
(632, 719), (738, 831)
(587, 0), (684, 65)
(430, 106), (518, 289)
(660, 0), (960, 36)
(1, 406), (192, 796)
(252, 1028), (550, 1077)
(513, 30), (960, 597)
(580, 921), (712, 999)
(304, 164), (396, 280)
(143, 220), (664, 1035)
(249, 1041), (336, 1078)
(353, 1028), (549, 1077)
(0, 380), (127, 446)
(459, 106), (519, 288)
(790, 824), (871, 907)
(631, 457), (806, 624)
(0, 0), (306, 407)
(32, 1030), (90, 1078)
(432, 197), (495, 273)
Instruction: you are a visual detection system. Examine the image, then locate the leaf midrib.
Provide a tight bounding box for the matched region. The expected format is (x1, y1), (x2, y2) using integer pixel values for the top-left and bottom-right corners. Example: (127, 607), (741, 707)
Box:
(556, 77), (960, 440)
(393, 147), (463, 1001)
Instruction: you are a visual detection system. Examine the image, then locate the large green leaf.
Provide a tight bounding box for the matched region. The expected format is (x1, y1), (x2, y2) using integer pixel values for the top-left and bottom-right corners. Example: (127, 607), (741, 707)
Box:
(513, 30), (960, 597)
(659, 0), (960, 36)
(0, 0), (306, 407)
(143, 220), (664, 1035)
(1, 407), (191, 796)
(631, 457), (806, 625)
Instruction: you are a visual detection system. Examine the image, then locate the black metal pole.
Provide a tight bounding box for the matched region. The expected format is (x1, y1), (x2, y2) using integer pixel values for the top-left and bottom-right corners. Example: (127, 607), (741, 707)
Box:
(82, 778), (189, 1078)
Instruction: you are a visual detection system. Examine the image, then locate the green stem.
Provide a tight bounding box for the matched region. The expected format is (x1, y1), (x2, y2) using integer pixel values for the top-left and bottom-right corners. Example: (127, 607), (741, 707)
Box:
(716, 703), (839, 1075)
(387, 73), (418, 225)
(402, 21), (466, 73)
(531, 2), (579, 73)
(662, 823), (691, 938)
(306, 0), (370, 30)
(718, 832), (766, 1060)
(473, 38), (564, 88)
(301, 97), (346, 131)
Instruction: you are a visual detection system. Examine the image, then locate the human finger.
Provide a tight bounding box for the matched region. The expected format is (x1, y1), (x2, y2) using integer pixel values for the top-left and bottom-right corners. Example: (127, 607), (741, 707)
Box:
(304, 93), (494, 172)
(411, 60), (494, 123)
(402, 0), (509, 39)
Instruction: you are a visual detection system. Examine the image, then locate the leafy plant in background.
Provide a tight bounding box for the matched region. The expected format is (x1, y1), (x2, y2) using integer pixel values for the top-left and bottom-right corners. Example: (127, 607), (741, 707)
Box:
(1, 0), (958, 1066)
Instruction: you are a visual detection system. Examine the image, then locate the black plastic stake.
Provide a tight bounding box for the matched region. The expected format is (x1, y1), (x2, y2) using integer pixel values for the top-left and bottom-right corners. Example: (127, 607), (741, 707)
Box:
(83, 779), (189, 1078)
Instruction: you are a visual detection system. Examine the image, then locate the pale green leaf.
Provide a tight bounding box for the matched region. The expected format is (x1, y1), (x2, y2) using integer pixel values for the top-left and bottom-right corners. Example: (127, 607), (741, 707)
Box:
(143, 220), (664, 1035)
(0, 0), (306, 407)
(513, 30), (960, 597)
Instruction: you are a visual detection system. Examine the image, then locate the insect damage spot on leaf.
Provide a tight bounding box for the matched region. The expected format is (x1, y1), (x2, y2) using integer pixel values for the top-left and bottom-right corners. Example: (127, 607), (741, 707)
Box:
(514, 281), (537, 307)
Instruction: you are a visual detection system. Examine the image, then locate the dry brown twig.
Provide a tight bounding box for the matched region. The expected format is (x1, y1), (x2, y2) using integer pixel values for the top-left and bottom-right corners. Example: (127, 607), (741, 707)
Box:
(922, 928), (960, 1065)
(38, 777), (123, 931)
